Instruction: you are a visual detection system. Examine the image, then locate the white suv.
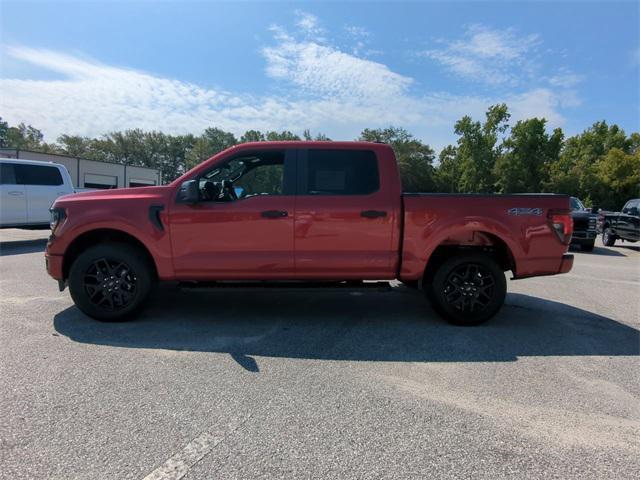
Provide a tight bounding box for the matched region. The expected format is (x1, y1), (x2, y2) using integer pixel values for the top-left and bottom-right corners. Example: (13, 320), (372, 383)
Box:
(0, 158), (74, 228)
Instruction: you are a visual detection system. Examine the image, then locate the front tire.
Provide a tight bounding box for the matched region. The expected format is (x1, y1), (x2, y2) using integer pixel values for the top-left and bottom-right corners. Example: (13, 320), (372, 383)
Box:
(580, 240), (595, 252)
(68, 243), (154, 321)
(602, 227), (616, 246)
(428, 254), (507, 326)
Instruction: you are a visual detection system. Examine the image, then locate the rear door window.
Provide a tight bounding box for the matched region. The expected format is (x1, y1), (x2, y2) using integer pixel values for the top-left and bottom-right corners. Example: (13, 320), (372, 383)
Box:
(15, 164), (63, 186)
(0, 163), (17, 185)
(302, 149), (379, 195)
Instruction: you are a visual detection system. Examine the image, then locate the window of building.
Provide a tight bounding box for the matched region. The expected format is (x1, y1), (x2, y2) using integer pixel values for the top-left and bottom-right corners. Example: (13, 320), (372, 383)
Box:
(304, 150), (379, 195)
(129, 179), (156, 187)
(84, 173), (118, 189)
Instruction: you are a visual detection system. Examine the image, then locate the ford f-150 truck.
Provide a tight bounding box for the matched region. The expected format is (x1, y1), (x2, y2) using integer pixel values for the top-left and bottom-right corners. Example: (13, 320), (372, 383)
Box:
(598, 198), (640, 246)
(45, 142), (574, 325)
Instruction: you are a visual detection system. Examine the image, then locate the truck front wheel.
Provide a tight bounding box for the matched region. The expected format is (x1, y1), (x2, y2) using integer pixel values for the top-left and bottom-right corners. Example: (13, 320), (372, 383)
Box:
(68, 243), (154, 321)
(428, 254), (506, 326)
(602, 227), (616, 246)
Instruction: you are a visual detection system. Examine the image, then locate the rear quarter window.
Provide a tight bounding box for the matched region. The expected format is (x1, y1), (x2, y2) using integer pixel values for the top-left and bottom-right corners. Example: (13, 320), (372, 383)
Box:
(15, 164), (63, 186)
(304, 149), (379, 195)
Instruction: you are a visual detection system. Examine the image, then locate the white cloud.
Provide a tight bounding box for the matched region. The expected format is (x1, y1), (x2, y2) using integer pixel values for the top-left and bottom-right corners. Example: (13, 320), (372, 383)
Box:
(262, 32), (412, 100)
(547, 68), (584, 88)
(345, 25), (370, 39)
(294, 10), (324, 39)
(422, 25), (540, 85)
(1, 23), (574, 151)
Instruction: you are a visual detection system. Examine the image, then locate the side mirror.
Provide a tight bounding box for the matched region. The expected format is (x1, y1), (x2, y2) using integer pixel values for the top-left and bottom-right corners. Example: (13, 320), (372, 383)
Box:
(622, 208), (629, 214)
(178, 180), (199, 203)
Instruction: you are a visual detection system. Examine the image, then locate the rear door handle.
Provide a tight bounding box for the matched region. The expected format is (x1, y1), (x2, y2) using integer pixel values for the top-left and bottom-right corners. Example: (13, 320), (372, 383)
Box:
(8, 191), (24, 196)
(261, 210), (288, 218)
(361, 210), (387, 218)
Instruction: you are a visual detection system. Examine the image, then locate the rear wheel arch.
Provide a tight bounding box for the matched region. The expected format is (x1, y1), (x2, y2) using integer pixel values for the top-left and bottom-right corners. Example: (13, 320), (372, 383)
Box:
(62, 228), (158, 281)
(422, 231), (516, 287)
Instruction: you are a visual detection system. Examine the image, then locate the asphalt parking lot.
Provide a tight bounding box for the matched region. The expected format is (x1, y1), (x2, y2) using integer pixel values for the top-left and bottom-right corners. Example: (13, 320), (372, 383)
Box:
(1, 229), (639, 480)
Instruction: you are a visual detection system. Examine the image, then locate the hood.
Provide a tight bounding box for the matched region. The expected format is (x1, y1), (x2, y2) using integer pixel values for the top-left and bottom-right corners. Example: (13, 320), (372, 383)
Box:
(571, 210), (596, 219)
(54, 185), (170, 205)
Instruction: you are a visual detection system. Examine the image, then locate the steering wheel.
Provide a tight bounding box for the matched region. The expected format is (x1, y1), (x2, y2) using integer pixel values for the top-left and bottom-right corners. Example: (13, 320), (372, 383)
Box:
(219, 179), (238, 201)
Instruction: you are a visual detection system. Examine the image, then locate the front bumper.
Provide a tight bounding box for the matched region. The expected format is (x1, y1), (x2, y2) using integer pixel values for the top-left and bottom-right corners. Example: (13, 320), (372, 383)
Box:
(558, 254), (574, 274)
(571, 230), (597, 240)
(45, 251), (64, 281)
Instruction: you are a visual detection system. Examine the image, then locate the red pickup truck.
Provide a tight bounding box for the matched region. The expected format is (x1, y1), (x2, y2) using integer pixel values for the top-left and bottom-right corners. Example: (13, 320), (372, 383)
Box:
(45, 141), (573, 325)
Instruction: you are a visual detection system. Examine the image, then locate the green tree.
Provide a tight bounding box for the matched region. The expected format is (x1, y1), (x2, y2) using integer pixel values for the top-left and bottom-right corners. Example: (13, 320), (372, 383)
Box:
(595, 148), (640, 209)
(57, 134), (94, 157)
(265, 130), (301, 141)
(0, 117), (9, 148)
(454, 104), (510, 193)
(303, 129), (331, 141)
(494, 119), (563, 193)
(185, 127), (237, 170)
(359, 126), (436, 192)
(546, 121), (636, 207)
(2, 122), (46, 150)
(240, 130), (266, 143)
(434, 145), (462, 193)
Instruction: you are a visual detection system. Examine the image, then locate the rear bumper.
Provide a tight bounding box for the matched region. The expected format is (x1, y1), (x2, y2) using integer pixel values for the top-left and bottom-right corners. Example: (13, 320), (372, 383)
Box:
(558, 254), (574, 274)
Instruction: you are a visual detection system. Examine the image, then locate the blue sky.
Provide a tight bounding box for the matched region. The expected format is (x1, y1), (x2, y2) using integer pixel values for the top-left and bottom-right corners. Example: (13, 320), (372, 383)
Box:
(1, 1), (638, 151)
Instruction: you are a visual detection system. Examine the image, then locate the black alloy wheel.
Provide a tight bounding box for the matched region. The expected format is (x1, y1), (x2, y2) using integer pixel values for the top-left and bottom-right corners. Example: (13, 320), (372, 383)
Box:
(442, 263), (495, 314)
(83, 257), (138, 311)
(69, 243), (154, 321)
(429, 254), (507, 326)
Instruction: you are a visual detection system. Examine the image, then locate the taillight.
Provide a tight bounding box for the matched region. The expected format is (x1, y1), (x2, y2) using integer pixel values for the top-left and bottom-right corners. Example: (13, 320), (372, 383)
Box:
(548, 209), (573, 244)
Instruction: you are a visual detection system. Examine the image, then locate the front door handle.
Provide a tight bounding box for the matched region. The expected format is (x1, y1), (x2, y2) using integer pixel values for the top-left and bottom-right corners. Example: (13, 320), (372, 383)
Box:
(261, 210), (288, 218)
(361, 210), (387, 219)
(8, 191), (24, 196)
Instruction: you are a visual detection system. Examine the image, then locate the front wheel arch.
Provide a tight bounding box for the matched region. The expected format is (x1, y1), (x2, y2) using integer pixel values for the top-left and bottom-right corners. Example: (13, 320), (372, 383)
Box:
(63, 228), (158, 281)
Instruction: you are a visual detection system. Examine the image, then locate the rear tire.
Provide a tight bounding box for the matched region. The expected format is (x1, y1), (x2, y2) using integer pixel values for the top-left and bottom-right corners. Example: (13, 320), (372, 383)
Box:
(428, 254), (506, 326)
(68, 243), (154, 321)
(602, 227), (616, 246)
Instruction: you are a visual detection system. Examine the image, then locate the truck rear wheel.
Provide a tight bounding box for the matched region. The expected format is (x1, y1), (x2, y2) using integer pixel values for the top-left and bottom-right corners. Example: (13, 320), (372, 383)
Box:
(68, 243), (154, 321)
(602, 227), (616, 246)
(428, 254), (506, 326)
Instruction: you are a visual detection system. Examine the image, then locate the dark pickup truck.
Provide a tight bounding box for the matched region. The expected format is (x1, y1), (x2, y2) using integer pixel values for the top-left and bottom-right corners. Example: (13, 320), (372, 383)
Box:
(570, 197), (597, 251)
(598, 198), (640, 246)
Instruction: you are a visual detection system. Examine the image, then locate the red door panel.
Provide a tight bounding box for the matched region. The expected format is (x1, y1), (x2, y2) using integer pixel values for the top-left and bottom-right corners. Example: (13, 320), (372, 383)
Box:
(294, 148), (399, 280)
(169, 195), (294, 279)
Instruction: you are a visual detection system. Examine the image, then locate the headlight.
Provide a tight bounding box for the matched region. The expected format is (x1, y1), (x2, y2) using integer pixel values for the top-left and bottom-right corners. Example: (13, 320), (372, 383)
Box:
(50, 207), (66, 231)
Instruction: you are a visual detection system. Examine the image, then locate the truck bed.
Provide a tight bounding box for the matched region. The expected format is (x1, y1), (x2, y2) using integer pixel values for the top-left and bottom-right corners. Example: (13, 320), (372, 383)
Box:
(400, 193), (572, 280)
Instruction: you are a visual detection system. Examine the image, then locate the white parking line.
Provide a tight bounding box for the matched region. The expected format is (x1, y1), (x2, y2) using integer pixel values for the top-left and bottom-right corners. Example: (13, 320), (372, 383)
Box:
(142, 415), (251, 480)
(559, 273), (640, 285)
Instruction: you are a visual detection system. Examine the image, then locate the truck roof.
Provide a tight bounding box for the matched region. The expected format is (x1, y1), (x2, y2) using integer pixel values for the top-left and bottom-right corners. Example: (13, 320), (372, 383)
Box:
(230, 140), (389, 149)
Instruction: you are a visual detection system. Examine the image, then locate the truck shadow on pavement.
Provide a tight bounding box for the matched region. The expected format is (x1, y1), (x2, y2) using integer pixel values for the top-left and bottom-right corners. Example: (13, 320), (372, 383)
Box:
(0, 239), (47, 256)
(53, 287), (640, 371)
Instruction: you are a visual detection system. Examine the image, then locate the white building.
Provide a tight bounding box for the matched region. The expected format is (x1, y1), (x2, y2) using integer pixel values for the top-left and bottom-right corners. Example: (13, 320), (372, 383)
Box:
(0, 148), (161, 189)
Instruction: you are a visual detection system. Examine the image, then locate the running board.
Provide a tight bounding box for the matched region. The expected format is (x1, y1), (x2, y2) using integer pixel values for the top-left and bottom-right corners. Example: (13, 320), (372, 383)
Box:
(178, 280), (394, 292)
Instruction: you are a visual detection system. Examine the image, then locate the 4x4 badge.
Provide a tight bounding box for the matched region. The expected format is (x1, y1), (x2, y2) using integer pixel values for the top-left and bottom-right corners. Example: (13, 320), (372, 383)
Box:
(508, 207), (543, 216)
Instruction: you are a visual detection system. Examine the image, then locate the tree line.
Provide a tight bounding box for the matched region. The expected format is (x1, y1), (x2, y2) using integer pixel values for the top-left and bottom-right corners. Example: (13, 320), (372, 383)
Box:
(1, 104), (638, 210)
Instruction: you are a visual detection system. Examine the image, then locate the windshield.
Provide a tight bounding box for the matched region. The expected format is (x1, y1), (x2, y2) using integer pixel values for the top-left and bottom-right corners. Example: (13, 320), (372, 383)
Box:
(570, 197), (585, 210)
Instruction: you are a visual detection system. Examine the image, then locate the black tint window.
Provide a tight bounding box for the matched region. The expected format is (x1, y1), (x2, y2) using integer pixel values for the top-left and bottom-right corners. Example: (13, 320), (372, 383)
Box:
(16, 164), (63, 186)
(305, 150), (379, 195)
(0, 163), (17, 185)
